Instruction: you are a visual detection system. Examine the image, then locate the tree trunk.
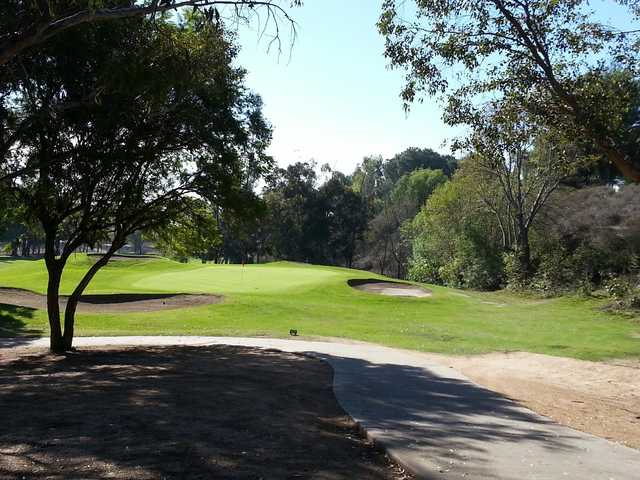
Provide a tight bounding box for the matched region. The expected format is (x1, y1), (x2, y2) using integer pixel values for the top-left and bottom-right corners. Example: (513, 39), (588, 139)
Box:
(597, 139), (640, 183)
(62, 247), (119, 350)
(515, 227), (532, 282)
(44, 255), (65, 353)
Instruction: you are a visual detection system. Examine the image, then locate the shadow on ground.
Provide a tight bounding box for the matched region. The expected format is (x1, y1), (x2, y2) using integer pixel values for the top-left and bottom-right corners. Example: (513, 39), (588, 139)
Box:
(0, 256), (42, 263)
(0, 346), (407, 480)
(313, 354), (581, 479)
(0, 304), (42, 346)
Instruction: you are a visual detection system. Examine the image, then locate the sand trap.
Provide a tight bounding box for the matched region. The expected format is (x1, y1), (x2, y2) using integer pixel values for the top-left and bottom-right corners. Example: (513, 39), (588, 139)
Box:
(348, 279), (432, 298)
(0, 287), (222, 313)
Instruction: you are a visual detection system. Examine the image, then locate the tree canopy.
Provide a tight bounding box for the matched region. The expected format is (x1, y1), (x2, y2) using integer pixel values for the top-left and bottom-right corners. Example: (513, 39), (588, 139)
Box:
(379, 0), (640, 181)
(0, 0), (301, 67)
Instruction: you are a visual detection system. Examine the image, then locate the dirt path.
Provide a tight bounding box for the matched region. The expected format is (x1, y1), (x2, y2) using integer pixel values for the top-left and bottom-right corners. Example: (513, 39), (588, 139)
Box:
(0, 287), (222, 313)
(348, 279), (432, 298)
(0, 346), (411, 480)
(423, 351), (640, 450)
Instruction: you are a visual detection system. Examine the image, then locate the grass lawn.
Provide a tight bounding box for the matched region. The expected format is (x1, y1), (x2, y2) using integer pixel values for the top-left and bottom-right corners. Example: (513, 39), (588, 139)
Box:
(0, 255), (638, 361)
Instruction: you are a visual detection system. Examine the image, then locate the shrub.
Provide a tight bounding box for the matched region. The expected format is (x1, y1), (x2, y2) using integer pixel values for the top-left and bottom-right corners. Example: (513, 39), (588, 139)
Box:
(604, 276), (632, 300)
(407, 257), (441, 284)
(504, 252), (528, 291)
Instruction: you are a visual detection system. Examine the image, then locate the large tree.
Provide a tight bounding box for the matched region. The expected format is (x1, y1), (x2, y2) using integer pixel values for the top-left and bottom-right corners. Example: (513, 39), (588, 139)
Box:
(461, 104), (580, 280)
(319, 172), (368, 268)
(363, 168), (447, 277)
(2, 15), (271, 352)
(379, 0), (640, 181)
(0, 0), (300, 67)
(0, 1), (299, 186)
(153, 198), (222, 263)
(263, 162), (327, 263)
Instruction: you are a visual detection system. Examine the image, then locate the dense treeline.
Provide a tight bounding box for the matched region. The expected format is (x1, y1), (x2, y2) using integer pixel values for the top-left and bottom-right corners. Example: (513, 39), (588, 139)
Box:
(197, 148), (456, 273)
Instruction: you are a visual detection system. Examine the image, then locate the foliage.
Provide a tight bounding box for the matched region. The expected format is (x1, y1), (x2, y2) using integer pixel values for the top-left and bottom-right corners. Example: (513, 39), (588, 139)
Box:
(602, 275), (640, 312)
(351, 148), (455, 208)
(459, 103), (582, 281)
(260, 163), (368, 267)
(532, 183), (640, 297)
(0, 1), (301, 70)
(153, 199), (221, 263)
(390, 168), (448, 207)
(383, 148), (457, 185)
(354, 153), (452, 277)
(379, 0), (640, 181)
(408, 166), (503, 290)
(319, 172), (368, 268)
(604, 276), (633, 301)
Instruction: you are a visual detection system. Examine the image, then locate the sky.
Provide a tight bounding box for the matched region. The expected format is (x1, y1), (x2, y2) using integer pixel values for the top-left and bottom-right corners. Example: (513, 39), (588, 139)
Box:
(233, 0), (634, 175)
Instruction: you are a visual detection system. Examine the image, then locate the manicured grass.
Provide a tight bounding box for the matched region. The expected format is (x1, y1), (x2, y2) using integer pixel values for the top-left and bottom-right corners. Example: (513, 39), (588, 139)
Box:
(1, 256), (639, 360)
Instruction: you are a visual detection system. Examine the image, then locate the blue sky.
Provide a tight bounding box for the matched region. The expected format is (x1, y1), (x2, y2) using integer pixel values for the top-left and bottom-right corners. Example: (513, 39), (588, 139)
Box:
(234, 0), (633, 174)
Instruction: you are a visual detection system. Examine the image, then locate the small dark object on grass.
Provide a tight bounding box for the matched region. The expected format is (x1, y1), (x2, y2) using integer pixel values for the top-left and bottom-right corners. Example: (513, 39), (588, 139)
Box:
(289, 329), (298, 336)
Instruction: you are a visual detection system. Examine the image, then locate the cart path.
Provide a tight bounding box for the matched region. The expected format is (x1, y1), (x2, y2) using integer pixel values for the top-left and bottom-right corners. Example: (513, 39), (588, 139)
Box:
(2, 336), (639, 479)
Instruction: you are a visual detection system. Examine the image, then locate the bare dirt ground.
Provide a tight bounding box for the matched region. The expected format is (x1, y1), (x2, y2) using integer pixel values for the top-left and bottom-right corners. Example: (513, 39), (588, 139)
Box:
(424, 351), (640, 450)
(0, 345), (412, 480)
(0, 287), (222, 313)
(348, 279), (432, 298)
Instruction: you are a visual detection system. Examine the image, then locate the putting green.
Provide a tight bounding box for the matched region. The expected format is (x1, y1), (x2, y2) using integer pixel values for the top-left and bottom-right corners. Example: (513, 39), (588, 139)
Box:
(133, 263), (341, 294)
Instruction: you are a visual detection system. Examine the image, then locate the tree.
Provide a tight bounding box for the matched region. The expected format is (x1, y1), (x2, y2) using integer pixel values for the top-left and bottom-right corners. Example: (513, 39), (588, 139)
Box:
(153, 199), (221, 263)
(533, 183), (640, 288)
(390, 168), (449, 209)
(383, 148), (456, 186)
(0, 1), (299, 186)
(460, 104), (580, 281)
(351, 155), (385, 205)
(263, 162), (329, 263)
(0, 0), (301, 68)
(379, 0), (640, 181)
(2, 15), (271, 352)
(408, 168), (504, 289)
(364, 168), (447, 277)
(319, 172), (368, 268)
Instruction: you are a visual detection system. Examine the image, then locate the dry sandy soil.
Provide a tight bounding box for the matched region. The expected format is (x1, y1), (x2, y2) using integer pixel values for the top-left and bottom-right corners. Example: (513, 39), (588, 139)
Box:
(424, 351), (640, 450)
(0, 287), (222, 313)
(348, 279), (432, 298)
(0, 345), (412, 480)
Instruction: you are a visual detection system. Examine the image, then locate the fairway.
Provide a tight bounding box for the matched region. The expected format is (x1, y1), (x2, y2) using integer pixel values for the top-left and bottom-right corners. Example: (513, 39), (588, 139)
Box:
(1, 256), (639, 361)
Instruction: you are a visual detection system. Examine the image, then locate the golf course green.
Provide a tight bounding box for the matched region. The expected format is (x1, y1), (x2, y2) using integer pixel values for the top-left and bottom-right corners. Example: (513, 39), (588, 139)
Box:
(1, 255), (639, 360)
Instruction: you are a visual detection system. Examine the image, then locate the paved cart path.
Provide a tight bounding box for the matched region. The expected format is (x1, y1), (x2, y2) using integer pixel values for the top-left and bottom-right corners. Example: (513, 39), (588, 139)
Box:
(2, 336), (639, 479)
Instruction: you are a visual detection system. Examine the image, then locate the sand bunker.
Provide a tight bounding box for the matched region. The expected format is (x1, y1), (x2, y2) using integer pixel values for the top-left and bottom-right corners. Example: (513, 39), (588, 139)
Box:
(348, 279), (432, 298)
(0, 287), (222, 313)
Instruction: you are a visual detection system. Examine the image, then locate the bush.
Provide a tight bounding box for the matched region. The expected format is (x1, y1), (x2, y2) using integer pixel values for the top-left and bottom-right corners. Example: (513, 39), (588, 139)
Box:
(438, 258), (464, 288)
(407, 257), (441, 284)
(604, 276), (632, 300)
(503, 252), (528, 291)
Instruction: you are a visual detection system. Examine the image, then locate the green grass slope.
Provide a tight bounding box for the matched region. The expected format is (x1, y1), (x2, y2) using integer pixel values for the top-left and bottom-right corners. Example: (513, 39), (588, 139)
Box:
(1, 255), (639, 360)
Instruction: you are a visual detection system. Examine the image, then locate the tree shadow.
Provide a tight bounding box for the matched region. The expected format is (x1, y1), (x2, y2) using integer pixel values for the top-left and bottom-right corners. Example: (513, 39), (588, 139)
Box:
(0, 346), (401, 479)
(310, 353), (624, 479)
(0, 256), (43, 263)
(0, 304), (42, 346)
(2, 345), (633, 479)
